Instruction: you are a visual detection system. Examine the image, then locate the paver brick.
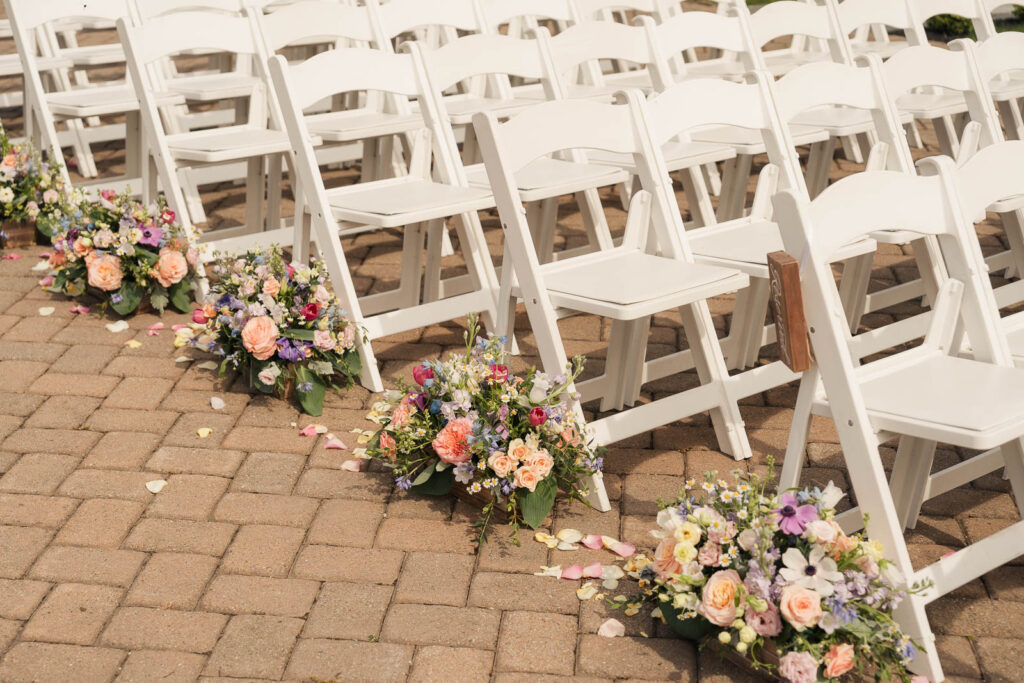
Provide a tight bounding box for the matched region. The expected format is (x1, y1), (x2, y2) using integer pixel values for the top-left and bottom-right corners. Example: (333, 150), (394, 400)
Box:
(203, 615), (303, 679)
(0, 341), (66, 363)
(381, 603), (501, 649)
(101, 606), (227, 653)
(394, 551), (475, 606)
(0, 392), (45, 417)
(146, 473), (229, 521)
(159, 389), (249, 415)
(410, 646), (493, 683)
(293, 468), (392, 502)
(0, 360), (49, 388)
(21, 582), (123, 645)
(307, 498), (384, 548)
(0, 618), (17, 653)
(30, 546), (146, 588)
(200, 575), (319, 617)
(53, 499), (144, 548)
(376, 517), (476, 554)
(0, 525), (52, 579)
(468, 572), (580, 614)
(495, 611), (578, 676)
(0, 578), (51, 619)
(58, 469), (156, 502)
(145, 446), (246, 477)
(0, 642), (126, 683)
(213, 493), (318, 528)
(0, 493), (78, 528)
(0, 453), (79, 494)
(82, 431), (162, 470)
(125, 553), (219, 610)
(28, 372), (121, 398)
(50, 345), (119, 375)
(221, 426), (313, 455)
(576, 635), (698, 680)
(302, 581), (392, 640)
(114, 650), (207, 683)
(284, 638), (413, 682)
(102, 356), (184, 379)
(23, 395), (100, 429)
(161, 413), (238, 449)
(0, 428), (100, 456)
(123, 518), (237, 556)
(85, 408), (179, 434)
(102, 377), (175, 410)
(292, 545), (404, 585)
(3, 316), (67, 343)
(231, 451), (305, 494)
(220, 524), (305, 577)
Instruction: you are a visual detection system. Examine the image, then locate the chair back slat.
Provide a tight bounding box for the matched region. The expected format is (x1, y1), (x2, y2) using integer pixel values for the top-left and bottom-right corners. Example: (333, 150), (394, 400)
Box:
(10, 0), (131, 29)
(371, 0), (484, 39)
(422, 33), (546, 91)
(285, 48), (422, 110)
(256, 0), (377, 49)
(127, 11), (259, 63)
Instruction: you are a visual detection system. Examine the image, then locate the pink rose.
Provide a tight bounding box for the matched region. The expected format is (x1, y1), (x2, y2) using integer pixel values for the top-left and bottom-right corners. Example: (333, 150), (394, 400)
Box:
(87, 255), (123, 291)
(192, 309), (207, 324)
(241, 316), (279, 361)
(779, 585), (822, 632)
(823, 643), (855, 678)
(653, 538), (682, 579)
(412, 364), (434, 386)
(100, 189), (116, 201)
(155, 247), (189, 287)
(186, 247), (198, 266)
(513, 464), (542, 492)
(340, 324), (356, 350)
(855, 555), (879, 577)
(697, 542), (721, 567)
(73, 238), (91, 257)
(699, 569), (743, 627)
(391, 402), (412, 429)
(262, 277), (280, 297)
(745, 604), (782, 637)
(314, 284), (331, 306)
(487, 451), (514, 478)
(778, 651), (819, 683)
(313, 330), (336, 351)
(432, 417), (473, 465)
(379, 431), (396, 460)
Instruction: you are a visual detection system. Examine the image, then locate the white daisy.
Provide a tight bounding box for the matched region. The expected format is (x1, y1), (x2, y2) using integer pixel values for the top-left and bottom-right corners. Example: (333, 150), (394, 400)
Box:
(779, 546), (843, 596)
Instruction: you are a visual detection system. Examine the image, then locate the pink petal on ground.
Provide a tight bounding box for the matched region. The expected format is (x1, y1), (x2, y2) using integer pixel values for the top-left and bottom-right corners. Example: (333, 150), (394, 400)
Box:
(171, 324), (188, 331)
(597, 618), (626, 638)
(581, 534), (603, 550)
(1, 253), (21, 260)
(341, 459), (363, 472)
(299, 424), (319, 437)
(146, 330), (160, 336)
(611, 541), (636, 558)
(38, 276), (54, 287)
(582, 562), (603, 578)
(148, 322), (164, 331)
(69, 304), (89, 314)
(560, 565), (584, 580)
(38, 252), (50, 259)
(324, 435), (347, 450)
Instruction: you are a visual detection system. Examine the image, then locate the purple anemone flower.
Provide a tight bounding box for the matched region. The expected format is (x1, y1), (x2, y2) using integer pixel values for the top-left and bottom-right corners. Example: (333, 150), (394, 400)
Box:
(774, 492), (818, 535)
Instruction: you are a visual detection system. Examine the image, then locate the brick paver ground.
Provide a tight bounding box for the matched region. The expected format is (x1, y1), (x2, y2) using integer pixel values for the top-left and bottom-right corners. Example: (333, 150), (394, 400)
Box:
(1, 18), (1022, 683)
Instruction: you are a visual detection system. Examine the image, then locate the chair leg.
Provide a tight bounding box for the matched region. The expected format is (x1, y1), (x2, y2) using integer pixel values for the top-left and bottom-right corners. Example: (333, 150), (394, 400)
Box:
(679, 166), (716, 228)
(997, 99), (1024, 142)
(293, 210), (312, 266)
(583, 471), (612, 513)
(423, 218), (445, 303)
(779, 369), (818, 492)
(838, 252), (874, 333)
(621, 316), (651, 408)
(724, 284), (755, 371)
(911, 236), (947, 308)
(933, 116), (961, 158)
(266, 154), (283, 232)
(179, 168), (208, 226)
(888, 436), (936, 531)
(716, 153), (753, 222)
(806, 138), (837, 199)
(702, 161), (722, 197)
(398, 222), (426, 309)
(537, 197), (560, 264)
(741, 278), (771, 369)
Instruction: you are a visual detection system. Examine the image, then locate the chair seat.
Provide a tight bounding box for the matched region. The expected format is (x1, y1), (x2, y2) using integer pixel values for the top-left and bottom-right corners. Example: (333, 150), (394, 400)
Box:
(305, 109), (423, 143)
(989, 76), (1024, 102)
(465, 157), (629, 201)
(849, 41), (906, 61)
(444, 96), (538, 125)
(689, 218), (875, 276)
(59, 43), (124, 66)
(989, 192), (1024, 214)
(46, 85), (141, 117)
(167, 126), (291, 163)
(692, 123), (828, 156)
(762, 50), (829, 77)
(325, 177), (494, 228)
(167, 73), (262, 101)
(603, 69), (653, 90)
(541, 249), (749, 319)
(512, 82), (622, 102)
(897, 91), (969, 120)
(587, 139), (736, 173)
(815, 354), (1024, 450)
(677, 60), (746, 80)
(791, 106), (915, 138)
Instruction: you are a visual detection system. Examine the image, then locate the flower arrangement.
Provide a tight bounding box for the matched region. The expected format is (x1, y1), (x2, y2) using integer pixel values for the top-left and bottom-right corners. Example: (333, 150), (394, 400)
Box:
(188, 246), (361, 416)
(615, 466), (930, 683)
(45, 190), (198, 316)
(362, 315), (603, 544)
(0, 125), (70, 246)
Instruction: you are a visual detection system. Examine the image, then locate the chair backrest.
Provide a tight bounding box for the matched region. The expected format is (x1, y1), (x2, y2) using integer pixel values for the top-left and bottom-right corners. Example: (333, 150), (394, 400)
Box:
(835, 0), (927, 45)
(971, 30), (1024, 82)
(639, 5), (761, 78)
(7, 0), (131, 31)
(573, 0), (667, 23)
(473, 92), (692, 261)
(121, 11), (260, 66)
(367, 0), (486, 45)
(910, 0), (996, 40)
(417, 33), (547, 97)
(881, 43), (1003, 146)
(540, 20), (659, 92)
(481, 0), (578, 33)
(774, 56), (912, 171)
(134, 0), (241, 20)
(936, 139), (1024, 227)
(748, 0), (852, 64)
(251, 0), (378, 50)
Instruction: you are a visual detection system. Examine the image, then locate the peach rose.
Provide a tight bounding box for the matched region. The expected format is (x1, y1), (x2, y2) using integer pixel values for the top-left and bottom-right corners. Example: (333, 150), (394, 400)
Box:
(155, 247), (189, 287)
(379, 431), (397, 460)
(391, 402), (412, 429)
(487, 451), (515, 478)
(507, 438), (530, 463)
(432, 417), (473, 465)
(779, 585), (822, 632)
(823, 643), (855, 678)
(699, 569), (742, 627)
(262, 277), (280, 298)
(653, 538), (682, 579)
(48, 251), (66, 267)
(241, 316), (279, 361)
(83, 250), (98, 266)
(313, 329), (336, 351)
(86, 255), (123, 292)
(73, 237), (91, 257)
(513, 464), (542, 492)
(527, 450), (554, 477)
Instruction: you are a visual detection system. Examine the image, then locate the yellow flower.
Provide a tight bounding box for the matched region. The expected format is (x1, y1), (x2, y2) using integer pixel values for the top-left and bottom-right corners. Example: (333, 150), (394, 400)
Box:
(673, 522), (702, 546)
(862, 539), (885, 561)
(672, 543), (697, 564)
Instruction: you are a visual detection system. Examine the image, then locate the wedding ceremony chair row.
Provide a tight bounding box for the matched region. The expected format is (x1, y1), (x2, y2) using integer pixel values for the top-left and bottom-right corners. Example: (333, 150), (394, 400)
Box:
(771, 141), (1024, 683)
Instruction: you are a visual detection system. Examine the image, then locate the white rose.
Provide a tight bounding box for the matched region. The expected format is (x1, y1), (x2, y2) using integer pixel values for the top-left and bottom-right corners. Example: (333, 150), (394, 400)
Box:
(257, 363), (281, 386)
(818, 481), (845, 510)
(802, 519), (837, 544)
(0, 187), (13, 203)
(737, 528), (759, 551)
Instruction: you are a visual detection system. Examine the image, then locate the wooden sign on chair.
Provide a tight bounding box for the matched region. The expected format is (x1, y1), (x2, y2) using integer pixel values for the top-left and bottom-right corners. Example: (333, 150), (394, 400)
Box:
(767, 250), (811, 373)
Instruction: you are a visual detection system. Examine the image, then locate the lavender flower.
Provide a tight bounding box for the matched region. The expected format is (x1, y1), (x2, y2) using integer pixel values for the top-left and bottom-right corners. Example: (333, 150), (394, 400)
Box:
(297, 382), (313, 393)
(395, 475), (413, 491)
(111, 293), (123, 304)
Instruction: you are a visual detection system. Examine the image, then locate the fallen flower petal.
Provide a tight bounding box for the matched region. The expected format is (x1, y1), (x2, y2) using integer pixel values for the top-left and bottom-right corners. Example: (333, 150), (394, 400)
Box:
(31, 260), (48, 271)
(598, 618), (626, 638)
(38, 275), (54, 287)
(577, 582), (598, 601)
(146, 330), (160, 337)
(582, 562), (603, 578)
(69, 304), (89, 314)
(324, 435), (347, 450)
(1, 253), (21, 260)
(601, 565), (625, 580)
(124, 340), (143, 349)
(534, 565), (562, 578)
(210, 397), (226, 410)
(560, 565), (583, 580)
(106, 320), (130, 333)
(556, 528), (583, 544)
(174, 356), (190, 363)
(196, 360), (218, 370)
(534, 532), (558, 549)
(340, 459), (363, 472)
(602, 578), (620, 590)
(145, 479), (167, 493)
(196, 427), (212, 438)
(38, 307), (54, 316)
(581, 534), (604, 550)
(611, 541), (636, 558)
(148, 322), (165, 331)
(171, 324), (188, 331)
(556, 541), (579, 551)
(38, 252), (50, 259)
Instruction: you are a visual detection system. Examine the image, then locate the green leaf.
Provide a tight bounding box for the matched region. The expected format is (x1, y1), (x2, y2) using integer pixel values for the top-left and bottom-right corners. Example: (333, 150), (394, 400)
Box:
(294, 365), (326, 416)
(149, 288), (169, 314)
(412, 460), (439, 486)
(308, 359), (334, 376)
(110, 281), (143, 316)
(519, 476), (557, 529)
(168, 279), (194, 314)
(331, 350), (361, 381)
(411, 467), (454, 496)
(282, 328), (315, 341)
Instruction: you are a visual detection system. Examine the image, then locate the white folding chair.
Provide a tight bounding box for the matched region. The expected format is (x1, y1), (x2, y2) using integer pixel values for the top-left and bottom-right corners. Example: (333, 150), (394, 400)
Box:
(474, 94), (755, 482)
(773, 157), (1024, 683)
(5, 0), (149, 192)
(367, 0), (486, 53)
(972, 31), (1024, 144)
(836, 0), (924, 62)
(745, 0), (850, 78)
(480, 0), (578, 37)
(268, 47), (501, 392)
(117, 11), (292, 252)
